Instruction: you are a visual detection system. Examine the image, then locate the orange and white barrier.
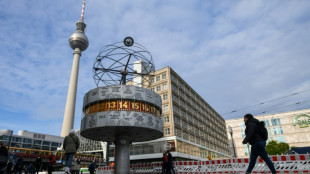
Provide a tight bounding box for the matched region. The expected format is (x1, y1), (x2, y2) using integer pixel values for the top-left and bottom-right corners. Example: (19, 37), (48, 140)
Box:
(96, 154), (310, 174)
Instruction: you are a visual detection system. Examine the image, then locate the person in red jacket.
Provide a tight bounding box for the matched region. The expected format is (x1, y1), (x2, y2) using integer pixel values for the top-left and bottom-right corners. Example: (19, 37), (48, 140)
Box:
(47, 152), (55, 174)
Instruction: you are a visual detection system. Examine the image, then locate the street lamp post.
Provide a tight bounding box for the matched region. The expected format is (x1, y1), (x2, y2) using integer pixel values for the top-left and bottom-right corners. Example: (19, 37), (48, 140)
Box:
(228, 126), (237, 158)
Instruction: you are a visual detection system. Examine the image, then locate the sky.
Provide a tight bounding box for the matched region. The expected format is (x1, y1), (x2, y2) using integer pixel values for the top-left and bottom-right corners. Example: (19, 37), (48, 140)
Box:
(1, 0), (310, 136)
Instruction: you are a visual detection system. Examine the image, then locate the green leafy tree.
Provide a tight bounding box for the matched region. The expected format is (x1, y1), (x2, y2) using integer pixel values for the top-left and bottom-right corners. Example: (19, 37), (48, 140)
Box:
(266, 140), (290, 155)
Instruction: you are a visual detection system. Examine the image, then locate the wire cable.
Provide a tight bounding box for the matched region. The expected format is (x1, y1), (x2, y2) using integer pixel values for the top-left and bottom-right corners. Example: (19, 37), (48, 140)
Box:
(221, 88), (310, 115)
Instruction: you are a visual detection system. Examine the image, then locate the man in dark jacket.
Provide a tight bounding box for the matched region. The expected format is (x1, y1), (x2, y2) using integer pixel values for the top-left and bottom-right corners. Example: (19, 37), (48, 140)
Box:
(167, 150), (175, 174)
(35, 155), (42, 174)
(88, 161), (95, 174)
(242, 114), (277, 174)
(63, 129), (80, 174)
(0, 142), (8, 173)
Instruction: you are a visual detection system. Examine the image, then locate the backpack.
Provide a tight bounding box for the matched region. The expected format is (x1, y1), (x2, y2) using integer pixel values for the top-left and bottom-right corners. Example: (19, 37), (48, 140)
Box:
(257, 121), (268, 140)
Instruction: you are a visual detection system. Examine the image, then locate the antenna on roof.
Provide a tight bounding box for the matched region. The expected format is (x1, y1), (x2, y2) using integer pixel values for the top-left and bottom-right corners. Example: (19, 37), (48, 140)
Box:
(80, 0), (86, 22)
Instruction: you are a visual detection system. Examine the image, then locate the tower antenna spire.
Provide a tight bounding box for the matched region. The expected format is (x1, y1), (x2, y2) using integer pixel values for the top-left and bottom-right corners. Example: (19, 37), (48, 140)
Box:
(80, 0), (86, 22)
(61, 0), (89, 137)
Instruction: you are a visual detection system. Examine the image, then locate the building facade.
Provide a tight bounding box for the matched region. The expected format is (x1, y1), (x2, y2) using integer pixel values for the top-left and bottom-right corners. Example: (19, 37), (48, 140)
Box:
(0, 129), (106, 160)
(110, 66), (230, 161)
(226, 108), (310, 158)
(0, 129), (63, 151)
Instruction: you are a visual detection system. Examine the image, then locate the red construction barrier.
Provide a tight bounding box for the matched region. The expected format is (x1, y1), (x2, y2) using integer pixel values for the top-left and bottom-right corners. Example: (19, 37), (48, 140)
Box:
(96, 154), (310, 174)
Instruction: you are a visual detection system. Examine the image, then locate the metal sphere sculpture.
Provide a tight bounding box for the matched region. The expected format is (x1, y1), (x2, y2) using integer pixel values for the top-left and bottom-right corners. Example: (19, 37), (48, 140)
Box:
(80, 37), (163, 174)
(93, 37), (155, 88)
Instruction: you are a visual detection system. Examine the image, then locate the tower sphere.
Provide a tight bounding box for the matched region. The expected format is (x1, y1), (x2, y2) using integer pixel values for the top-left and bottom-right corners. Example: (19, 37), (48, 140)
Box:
(69, 31), (89, 51)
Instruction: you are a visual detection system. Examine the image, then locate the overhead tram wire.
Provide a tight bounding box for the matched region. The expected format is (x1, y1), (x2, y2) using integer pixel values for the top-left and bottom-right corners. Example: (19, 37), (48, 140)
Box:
(221, 88), (310, 116)
(224, 100), (310, 120)
(252, 99), (310, 116)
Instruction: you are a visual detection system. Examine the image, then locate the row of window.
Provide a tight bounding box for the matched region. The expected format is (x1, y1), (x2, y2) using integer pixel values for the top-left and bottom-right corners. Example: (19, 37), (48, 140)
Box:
(0, 135), (61, 147)
(174, 128), (228, 152)
(240, 118), (282, 129)
(150, 73), (167, 83)
(241, 126), (284, 138)
(151, 83), (168, 92)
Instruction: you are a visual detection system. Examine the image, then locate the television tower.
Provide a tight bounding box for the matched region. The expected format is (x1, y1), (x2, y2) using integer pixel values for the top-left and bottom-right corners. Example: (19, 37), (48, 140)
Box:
(61, 0), (89, 137)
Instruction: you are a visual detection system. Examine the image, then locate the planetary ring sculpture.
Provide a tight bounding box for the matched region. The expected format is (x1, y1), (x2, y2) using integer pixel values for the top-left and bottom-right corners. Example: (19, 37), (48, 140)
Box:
(93, 37), (155, 88)
(80, 37), (163, 174)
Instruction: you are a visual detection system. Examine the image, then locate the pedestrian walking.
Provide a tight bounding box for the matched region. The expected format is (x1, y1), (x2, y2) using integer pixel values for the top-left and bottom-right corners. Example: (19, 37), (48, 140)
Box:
(167, 150), (175, 174)
(242, 113), (277, 174)
(0, 142), (8, 174)
(88, 161), (95, 174)
(48, 153), (55, 174)
(35, 155), (42, 174)
(7, 149), (17, 174)
(63, 129), (80, 174)
(27, 163), (35, 174)
(162, 152), (169, 174)
(15, 157), (24, 174)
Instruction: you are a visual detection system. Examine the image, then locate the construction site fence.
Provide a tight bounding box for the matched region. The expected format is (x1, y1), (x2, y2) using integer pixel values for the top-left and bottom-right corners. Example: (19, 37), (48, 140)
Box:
(96, 154), (310, 174)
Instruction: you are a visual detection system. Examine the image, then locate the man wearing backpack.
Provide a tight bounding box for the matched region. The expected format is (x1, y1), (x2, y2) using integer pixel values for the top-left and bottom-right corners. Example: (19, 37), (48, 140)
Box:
(242, 114), (277, 174)
(63, 129), (80, 174)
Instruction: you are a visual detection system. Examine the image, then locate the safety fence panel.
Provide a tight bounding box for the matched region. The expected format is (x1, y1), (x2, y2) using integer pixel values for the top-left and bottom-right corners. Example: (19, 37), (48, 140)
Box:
(96, 154), (310, 174)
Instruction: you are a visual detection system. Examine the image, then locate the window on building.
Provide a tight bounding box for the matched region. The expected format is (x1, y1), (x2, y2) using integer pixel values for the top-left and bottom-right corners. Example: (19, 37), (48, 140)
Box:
(164, 116), (169, 123)
(180, 100), (185, 107)
(22, 144), (32, 148)
(162, 83), (167, 90)
(183, 132), (188, 140)
(265, 120), (270, 127)
(23, 138), (32, 144)
(182, 120), (187, 129)
(42, 146), (50, 150)
(171, 74), (176, 82)
(180, 110), (186, 118)
(268, 128), (272, 136)
(188, 114), (192, 122)
(156, 85), (161, 91)
(51, 142), (59, 147)
(172, 94), (178, 103)
(150, 78), (154, 83)
(34, 140), (42, 145)
(273, 127), (277, 135)
(174, 116), (180, 125)
(279, 127), (284, 134)
(151, 87), (154, 91)
(175, 128), (181, 137)
(162, 73), (166, 79)
(43, 141), (50, 146)
(179, 82), (184, 90)
(163, 105), (169, 112)
(179, 90), (184, 98)
(164, 128), (170, 135)
(271, 118), (281, 126)
(162, 94), (168, 100)
(173, 105), (179, 114)
(156, 76), (160, 81)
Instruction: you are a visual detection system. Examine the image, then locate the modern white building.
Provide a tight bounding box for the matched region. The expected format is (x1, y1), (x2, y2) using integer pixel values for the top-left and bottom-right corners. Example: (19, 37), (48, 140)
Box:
(0, 129), (63, 151)
(226, 108), (310, 158)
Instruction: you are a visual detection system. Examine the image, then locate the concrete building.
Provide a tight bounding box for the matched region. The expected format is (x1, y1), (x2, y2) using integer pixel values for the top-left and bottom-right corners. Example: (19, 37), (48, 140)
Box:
(0, 129), (63, 151)
(110, 66), (230, 162)
(0, 129), (106, 160)
(225, 108), (310, 158)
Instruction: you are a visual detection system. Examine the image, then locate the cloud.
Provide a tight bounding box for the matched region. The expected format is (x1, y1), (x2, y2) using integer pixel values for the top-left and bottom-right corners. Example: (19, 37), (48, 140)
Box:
(0, 0), (310, 135)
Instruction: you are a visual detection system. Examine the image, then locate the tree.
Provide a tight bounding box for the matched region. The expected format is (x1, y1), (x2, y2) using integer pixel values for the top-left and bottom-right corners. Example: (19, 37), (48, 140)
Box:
(266, 140), (289, 155)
